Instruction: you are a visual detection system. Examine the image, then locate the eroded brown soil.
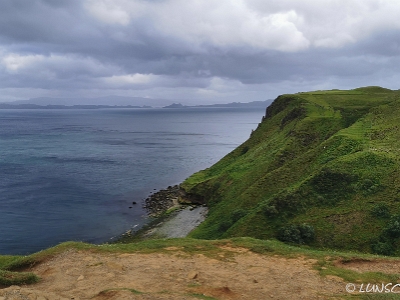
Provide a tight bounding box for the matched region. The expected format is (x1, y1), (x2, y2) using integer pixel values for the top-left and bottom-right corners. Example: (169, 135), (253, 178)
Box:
(0, 246), (356, 300)
(336, 257), (400, 274)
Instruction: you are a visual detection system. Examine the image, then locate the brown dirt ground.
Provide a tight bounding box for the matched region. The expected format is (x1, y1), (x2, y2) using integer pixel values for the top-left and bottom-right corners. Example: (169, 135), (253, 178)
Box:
(336, 257), (400, 274)
(1, 247), (390, 300)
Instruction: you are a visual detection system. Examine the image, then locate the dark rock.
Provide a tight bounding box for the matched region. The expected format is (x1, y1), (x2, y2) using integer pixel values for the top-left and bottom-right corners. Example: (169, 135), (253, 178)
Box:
(178, 188), (205, 204)
(143, 185), (180, 216)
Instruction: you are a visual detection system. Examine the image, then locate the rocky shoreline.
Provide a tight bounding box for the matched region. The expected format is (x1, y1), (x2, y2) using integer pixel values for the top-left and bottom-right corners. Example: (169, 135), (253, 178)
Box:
(116, 185), (207, 242)
(143, 184), (181, 217)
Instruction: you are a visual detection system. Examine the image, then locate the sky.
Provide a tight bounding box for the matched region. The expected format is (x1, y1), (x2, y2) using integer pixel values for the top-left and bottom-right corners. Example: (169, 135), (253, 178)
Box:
(1, 0), (400, 104)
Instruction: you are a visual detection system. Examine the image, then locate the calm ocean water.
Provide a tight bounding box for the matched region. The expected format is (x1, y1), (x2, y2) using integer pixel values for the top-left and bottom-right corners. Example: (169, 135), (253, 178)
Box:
(0, 107), (265, 255)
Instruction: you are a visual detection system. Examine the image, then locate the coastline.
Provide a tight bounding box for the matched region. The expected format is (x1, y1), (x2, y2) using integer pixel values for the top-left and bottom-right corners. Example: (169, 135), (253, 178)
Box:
(115, 185), (207, 243)
(143, 185), (181, 217)
(140, 206), (208, 239)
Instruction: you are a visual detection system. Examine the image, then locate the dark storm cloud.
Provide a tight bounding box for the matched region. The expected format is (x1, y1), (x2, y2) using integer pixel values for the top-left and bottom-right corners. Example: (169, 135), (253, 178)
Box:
(0, 0), (82, 43)
(1, 0), (400, 103)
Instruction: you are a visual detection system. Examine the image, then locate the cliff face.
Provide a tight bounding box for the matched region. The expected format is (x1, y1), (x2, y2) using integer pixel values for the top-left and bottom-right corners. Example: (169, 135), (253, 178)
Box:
(181, 86), (400, 255)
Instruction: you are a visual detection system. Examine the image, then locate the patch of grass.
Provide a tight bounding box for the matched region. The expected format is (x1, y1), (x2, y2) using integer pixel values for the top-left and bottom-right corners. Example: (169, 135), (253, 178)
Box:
(187, 283), (202, 287)
(188, 293), (218, 300)
(99, 287), (143, 294)
(2, 256), (38, 271)
(359, 295), (400, 300)
(0, 270), (39, 286)
(0, 255), (22, 269)
(315, 262), (399, 284)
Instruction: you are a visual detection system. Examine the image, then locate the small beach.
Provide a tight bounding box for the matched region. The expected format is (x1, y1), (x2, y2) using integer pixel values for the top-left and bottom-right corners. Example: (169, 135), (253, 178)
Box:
(143, 206), (208, 238)
(117, 185), (208, 241)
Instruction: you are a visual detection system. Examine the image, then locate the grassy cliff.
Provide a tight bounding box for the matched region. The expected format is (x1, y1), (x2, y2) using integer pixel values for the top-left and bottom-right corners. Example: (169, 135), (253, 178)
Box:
(181, 86), (400, 255)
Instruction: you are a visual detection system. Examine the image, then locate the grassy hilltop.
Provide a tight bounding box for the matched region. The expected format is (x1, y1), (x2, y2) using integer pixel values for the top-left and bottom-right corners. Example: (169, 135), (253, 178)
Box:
(181, 86), (400, 255)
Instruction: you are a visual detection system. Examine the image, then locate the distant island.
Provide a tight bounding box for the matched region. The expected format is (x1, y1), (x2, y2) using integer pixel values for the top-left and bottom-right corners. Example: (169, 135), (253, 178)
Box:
(163, 99), (272, 109)
(0, 99), (272, 110)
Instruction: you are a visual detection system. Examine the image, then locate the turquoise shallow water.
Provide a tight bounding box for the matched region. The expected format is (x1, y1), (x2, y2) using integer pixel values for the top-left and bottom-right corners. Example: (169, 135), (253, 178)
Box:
(0, 107), (265, 254)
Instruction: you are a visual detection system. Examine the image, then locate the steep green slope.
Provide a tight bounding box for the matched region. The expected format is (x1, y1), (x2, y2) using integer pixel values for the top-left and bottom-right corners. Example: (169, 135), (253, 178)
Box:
(181, 86), (400, 255)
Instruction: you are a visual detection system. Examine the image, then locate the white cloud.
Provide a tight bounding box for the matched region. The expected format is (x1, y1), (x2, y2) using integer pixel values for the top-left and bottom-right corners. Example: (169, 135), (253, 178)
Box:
(84, 0), (400, 51)
(313, 33), (355, 48)
(84, 0), (310, 52)
(104, 73), (157, 86)
(2, 54), (45, 72)
(84, 0), (132, 25)
(1, 53), (117, 78)
(248, 0), (400, 48)
(154, 1), (309, 52)
(101, 73), (214, 90)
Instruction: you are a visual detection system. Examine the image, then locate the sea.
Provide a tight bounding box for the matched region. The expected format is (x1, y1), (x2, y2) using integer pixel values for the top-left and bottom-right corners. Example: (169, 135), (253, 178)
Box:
(0, 107), (265, 255)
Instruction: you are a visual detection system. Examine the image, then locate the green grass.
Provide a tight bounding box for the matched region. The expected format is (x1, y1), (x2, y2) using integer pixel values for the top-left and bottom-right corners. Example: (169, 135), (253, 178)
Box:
(98, 287), (143, 295)
(315, 262), (399, 284)
(188, 293), (218, 300)
(180, 86), (400, 254)
(358, 295), (400, 300)
(0, 270), (39, 286)
(0, 254), (40, 286)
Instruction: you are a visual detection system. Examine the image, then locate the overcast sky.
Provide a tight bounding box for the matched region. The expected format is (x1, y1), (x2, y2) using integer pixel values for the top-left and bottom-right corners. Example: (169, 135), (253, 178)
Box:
(1, 0), (400, 104)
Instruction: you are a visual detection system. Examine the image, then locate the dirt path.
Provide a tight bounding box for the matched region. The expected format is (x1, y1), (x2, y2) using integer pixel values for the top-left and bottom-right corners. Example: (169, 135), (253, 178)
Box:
(0, 246), (352, 300)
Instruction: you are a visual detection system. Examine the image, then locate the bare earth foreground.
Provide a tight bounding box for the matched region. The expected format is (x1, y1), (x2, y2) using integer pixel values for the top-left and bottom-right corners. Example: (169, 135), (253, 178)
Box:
(2, 208), (399, 299)
(0, 246), (362, 300)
